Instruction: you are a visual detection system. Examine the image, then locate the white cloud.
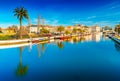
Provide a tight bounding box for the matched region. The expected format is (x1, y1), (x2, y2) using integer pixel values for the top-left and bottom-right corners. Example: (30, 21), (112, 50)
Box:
(87, 16), (96, 19)
(72, 20), (119, 27)
(110, 5), (120, 9)
(45, 20), (59, 26)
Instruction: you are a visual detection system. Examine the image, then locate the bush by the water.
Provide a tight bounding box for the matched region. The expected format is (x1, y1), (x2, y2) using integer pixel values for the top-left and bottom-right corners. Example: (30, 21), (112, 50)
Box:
(0, 35), (15, 40)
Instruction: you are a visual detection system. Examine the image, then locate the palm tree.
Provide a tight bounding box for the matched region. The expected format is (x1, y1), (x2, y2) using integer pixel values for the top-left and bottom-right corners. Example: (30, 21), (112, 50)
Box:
(57, 26), (65, 34)
(40, 28), (50, 34)
(14, 7), (29, 39)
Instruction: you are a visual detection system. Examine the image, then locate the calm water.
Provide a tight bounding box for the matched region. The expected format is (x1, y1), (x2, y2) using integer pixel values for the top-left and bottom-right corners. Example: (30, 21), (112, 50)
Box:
(1, 34), (120, 81)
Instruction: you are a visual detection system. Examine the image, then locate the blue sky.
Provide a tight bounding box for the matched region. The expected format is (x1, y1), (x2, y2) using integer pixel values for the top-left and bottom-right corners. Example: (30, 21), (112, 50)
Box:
(0, 0), (120, 28)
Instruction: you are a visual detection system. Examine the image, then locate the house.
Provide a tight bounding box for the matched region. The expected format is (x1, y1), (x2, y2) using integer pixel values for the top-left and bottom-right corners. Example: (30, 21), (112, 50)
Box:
(29, 25), (42, 33)
(65, 26), (74, 33)
(1, 28), (16, 35)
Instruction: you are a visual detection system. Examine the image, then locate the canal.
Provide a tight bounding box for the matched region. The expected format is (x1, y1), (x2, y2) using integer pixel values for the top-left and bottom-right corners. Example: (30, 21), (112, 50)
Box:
(0, 34), (120, 81)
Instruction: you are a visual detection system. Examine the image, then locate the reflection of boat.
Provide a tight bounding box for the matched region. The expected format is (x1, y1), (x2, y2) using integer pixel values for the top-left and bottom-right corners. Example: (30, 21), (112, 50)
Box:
(31, 38), (45, 43)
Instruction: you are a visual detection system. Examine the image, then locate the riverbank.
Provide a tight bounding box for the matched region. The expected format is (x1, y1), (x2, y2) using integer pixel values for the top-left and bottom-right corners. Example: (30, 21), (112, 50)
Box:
(0, 34), (93, 45)
(0, 36), (54, 45)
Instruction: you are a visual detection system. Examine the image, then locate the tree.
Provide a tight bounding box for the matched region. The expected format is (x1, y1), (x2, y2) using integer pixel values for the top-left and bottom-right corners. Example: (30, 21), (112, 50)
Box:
(14, 7), (29, 39)
(65, 30), (70, 35)
(0, 27), (2, 33)
(57, 26), (65, 34)
(72, 28), (77, 34)
(115, 24), (120, 35)
(11, 25), (19, 33)
(40, 28), (50, 34)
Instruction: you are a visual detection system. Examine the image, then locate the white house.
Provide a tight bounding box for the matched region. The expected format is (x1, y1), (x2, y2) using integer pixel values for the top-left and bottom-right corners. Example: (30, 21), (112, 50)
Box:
(29, 25), (42, 33)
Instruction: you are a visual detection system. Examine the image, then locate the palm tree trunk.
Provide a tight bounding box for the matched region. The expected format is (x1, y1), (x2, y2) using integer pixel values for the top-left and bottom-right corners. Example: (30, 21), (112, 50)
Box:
(20, 18), (22, 39)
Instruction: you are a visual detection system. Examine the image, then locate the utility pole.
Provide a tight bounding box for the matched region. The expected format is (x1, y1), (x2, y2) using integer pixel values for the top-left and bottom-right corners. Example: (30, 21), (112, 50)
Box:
(28, 18), (31, 34)
(37, 15), (40, 33)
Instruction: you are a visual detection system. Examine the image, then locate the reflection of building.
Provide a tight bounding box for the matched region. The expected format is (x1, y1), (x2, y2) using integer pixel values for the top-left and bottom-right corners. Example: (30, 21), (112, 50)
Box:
(91, 26), (101, 33)
(84, 35), (92, 41)
(92, 33), (101, 42)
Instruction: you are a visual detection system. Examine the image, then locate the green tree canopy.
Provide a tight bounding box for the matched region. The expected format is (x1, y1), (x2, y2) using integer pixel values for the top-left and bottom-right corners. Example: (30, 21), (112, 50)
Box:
(40, 28), (50, 34)
(65, 30), (70, 35)
(57, 26), (65, 34)
(72, 28), (77, 34)
(115, 24), (120, 34)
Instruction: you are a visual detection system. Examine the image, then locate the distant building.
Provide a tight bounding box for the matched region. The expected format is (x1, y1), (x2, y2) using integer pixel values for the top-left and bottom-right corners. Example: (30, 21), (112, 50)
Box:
(29, 25), (57, 34)
(74, 24), (84, 30)
(65, 26), (74, 33)
(1, 28), (16, 35)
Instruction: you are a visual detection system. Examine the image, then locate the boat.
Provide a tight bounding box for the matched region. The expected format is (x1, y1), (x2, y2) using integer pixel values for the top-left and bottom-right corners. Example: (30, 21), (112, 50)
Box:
(60, 36), (70, 40)
(32, 40), (40, 43)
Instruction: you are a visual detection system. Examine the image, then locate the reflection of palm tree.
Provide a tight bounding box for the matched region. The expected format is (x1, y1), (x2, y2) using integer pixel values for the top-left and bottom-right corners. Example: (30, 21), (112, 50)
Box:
(57, 42), (64, 49)
(16, 46), (28, 76)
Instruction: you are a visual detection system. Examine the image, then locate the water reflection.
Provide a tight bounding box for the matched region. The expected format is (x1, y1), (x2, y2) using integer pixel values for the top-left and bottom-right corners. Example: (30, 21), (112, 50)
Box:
(1, 33), (117, 81)
(37, 44), (41, 58)
(57, 41), (64, 49)
(27, 34), (103, 52)
(42, 43), (46, 53)
(16, 46), (28, 77)
(114, 43), (120, 53)
(29, 42), (32, 52)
